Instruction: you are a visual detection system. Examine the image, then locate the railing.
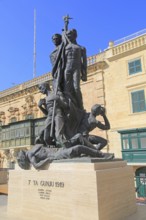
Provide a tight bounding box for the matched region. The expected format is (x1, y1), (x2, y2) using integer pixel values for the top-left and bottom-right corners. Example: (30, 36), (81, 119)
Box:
(122, 149), (146, 164)
(87, 52), (105, 66)
(114, 29), (146, 46)
(135, 176), (146, 199)
(87, 55), (97, 66)
(112, 35), (146, 56)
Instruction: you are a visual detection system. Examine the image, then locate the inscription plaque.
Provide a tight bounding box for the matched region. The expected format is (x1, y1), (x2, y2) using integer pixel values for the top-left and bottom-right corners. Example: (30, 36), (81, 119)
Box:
(27, 179), (65, 200)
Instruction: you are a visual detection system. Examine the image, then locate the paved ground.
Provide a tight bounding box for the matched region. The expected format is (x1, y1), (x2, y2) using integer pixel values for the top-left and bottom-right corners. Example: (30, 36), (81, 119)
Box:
(0, 194), (146, 220)
(126, 205), (146, 220)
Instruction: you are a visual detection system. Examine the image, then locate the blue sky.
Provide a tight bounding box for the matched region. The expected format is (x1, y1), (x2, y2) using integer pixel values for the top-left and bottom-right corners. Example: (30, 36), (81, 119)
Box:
(0, 0), (146, 91)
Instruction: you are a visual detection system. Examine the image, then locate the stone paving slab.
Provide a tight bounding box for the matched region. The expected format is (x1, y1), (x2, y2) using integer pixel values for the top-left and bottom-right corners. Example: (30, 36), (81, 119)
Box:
(0, 194), (7, 206)
(126, 205), (146, 220)
(0, 195), (146, 220)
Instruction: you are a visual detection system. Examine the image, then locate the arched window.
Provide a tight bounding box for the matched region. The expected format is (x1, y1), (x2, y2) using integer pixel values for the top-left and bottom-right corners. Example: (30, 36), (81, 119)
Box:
(10, 117), (17, 123)
(25, 114), (34, 120)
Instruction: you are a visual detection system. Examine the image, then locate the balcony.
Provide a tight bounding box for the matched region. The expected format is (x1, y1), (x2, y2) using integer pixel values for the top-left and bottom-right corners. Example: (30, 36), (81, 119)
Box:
(118, 128), (146, 164)
(122, 149), (146, 163)
(0, 117), (45, 150)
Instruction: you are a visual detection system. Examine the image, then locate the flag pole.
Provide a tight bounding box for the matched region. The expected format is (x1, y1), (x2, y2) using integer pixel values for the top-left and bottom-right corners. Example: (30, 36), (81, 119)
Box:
(33, 8), (36, 78)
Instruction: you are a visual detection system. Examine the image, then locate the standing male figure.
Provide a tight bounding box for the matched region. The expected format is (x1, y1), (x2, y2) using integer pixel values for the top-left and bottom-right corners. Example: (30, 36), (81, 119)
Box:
(36, 82), (68, 147)
(63, 29), (87, 110)
(50, 33), (63, 91)
(50, 33), (62, 72)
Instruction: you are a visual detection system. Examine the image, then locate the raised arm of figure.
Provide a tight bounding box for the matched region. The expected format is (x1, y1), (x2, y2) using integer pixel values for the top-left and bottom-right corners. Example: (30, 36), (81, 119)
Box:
(95, 106), (110, 130)
(38, 98), (48, 116)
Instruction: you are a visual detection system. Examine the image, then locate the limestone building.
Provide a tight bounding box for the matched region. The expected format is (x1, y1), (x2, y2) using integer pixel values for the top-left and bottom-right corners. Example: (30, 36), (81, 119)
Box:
(0, 29), (146, 196)
(104, 29), (146, 197)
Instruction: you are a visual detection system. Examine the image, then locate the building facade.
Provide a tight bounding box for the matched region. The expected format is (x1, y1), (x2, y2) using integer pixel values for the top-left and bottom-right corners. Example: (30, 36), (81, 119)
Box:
(104, 29), (146, 197)
(0, 29), (146, 196)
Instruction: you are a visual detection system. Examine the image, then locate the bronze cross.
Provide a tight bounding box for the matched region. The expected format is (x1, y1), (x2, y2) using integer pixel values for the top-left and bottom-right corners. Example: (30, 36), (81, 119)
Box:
(63, 14), (72, 31)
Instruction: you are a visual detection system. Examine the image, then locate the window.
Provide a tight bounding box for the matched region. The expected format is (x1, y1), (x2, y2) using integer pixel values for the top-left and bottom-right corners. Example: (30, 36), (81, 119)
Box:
(0, 117), (46, 148)
(10, 117), (17, 123)
(141, 137), (146, 148)
(122, 139), (130, 149)
(1, 121), (33, 147)
(131, 90), (146, 113)
(120, 129), (146, 150)
(25, 114), (34, 120)
(128, 59), (142, 75)
(34, 119), (45, 138)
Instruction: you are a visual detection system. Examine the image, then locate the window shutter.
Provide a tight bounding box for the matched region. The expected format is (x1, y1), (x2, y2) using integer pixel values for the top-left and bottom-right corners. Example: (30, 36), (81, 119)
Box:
(132, 90), (146, 113)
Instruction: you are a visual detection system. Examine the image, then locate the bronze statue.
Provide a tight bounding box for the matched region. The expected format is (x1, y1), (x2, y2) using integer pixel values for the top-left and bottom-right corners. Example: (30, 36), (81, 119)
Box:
(62, 29), (87, 110)
(77, 104), (110, 150)
(36, 82), (68, 146)
(17, 144), (114, 170)
(50, 33), (62, 70)
(17, 15), (114, 169)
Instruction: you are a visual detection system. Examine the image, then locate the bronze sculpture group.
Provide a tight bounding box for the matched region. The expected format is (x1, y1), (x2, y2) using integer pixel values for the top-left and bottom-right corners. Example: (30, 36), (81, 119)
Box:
(17, 16), (114, 170)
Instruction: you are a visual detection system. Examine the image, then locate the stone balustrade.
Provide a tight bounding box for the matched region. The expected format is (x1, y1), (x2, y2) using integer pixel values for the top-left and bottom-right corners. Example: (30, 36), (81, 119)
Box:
(112, 35), (146, 56)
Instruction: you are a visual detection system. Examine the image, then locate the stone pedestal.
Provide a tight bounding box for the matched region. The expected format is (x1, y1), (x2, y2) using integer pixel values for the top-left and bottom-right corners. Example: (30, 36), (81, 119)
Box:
(0, 169), (8, 184)
(0, 169), (8, 194)
(7, 161), (136, 220)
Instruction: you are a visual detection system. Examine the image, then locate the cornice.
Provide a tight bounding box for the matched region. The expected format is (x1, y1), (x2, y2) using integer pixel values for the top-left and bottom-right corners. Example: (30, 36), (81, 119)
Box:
(0, 72), (52, 100)
(0, 86), (39, 103)
(87, 61), (107, 73)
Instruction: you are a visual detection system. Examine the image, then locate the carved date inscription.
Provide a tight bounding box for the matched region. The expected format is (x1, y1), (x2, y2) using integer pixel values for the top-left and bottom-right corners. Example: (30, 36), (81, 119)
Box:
(28, 180), (65, 200)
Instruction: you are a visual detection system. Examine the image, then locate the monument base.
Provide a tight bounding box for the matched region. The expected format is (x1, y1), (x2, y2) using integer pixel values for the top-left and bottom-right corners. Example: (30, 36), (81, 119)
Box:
(8, 160), (136, 220)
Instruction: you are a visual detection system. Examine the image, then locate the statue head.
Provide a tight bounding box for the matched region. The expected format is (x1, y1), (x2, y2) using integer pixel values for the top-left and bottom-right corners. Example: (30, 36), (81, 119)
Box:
(91, 104), (103, 116)
(17, 150), (30, 170)
(72, 29), (77, 39)
(38, 82), (51, 95)
(52, 33), (62, 46)
(66, 29), (77, 43)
